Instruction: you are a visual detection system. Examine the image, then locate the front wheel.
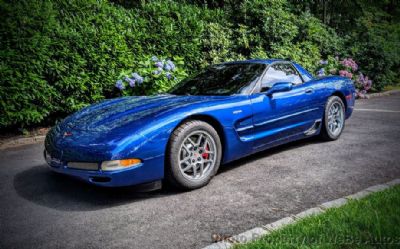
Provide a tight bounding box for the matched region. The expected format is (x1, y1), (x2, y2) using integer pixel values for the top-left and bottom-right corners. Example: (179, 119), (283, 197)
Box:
(320, 96), (346, 141)
(166, 120), (222, 190)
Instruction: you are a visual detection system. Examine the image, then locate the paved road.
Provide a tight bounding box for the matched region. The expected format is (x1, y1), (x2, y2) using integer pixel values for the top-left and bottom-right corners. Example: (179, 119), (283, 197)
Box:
(1, 94), (400, 249)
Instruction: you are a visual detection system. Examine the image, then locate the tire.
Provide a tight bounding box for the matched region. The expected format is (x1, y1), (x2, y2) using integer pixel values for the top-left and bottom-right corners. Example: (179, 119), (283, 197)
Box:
(166, 120), (222, 190)
(320, 96), (346, 141)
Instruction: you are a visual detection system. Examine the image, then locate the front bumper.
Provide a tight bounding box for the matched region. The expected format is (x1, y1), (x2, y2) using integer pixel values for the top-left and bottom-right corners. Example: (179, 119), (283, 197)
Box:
(44, 151), (164, 187)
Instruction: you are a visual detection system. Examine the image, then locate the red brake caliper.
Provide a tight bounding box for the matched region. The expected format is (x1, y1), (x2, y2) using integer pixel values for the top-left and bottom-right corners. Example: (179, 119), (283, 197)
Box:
(202, 144), (209, 159)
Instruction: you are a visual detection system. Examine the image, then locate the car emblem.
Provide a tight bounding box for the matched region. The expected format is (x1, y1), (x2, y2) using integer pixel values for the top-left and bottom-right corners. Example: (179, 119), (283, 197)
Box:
(63, 131), (73, 137)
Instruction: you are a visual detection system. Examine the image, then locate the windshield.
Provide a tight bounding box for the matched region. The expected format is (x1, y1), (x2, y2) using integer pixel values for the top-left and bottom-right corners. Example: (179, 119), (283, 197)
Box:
(169, 63), (266, 95)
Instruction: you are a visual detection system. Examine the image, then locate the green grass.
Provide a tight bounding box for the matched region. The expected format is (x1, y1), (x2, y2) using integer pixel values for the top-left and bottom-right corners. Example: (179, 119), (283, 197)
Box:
(235, 186), (400, 249)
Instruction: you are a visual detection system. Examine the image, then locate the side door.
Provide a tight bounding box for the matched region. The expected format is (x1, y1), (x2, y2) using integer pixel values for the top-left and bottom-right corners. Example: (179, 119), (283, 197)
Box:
(249, 62), (321, 151)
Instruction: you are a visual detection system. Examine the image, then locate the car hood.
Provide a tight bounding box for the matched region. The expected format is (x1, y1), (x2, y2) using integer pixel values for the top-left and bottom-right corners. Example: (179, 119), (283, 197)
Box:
(61, 95), (230, 133)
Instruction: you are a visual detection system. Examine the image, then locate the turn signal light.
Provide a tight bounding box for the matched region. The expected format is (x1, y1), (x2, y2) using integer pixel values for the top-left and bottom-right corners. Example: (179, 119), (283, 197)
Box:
(120, 158), (141, 167)
(101, 158), (142, 171)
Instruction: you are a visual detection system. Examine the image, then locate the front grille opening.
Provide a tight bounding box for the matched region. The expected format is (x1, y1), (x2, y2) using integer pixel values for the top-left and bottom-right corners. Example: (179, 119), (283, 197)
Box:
(90, 176), (111, 183)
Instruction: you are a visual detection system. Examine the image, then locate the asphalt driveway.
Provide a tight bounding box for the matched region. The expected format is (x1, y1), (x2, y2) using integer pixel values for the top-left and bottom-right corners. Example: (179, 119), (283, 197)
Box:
(1, 94), (399, 249)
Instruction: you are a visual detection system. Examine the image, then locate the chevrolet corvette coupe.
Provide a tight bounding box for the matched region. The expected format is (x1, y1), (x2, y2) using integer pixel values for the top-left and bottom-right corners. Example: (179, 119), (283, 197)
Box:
(44, 59), (355, 189)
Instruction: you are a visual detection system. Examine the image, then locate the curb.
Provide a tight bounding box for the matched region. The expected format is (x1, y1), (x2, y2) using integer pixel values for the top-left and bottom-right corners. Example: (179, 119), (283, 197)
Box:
(366, 89), (400, 99)
(202, 179), (400, 249)
(0, 135), (46, 150)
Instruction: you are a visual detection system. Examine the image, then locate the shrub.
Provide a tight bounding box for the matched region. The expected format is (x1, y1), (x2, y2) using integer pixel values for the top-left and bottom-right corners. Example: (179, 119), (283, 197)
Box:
(200, 22), (236, 67)
(2, 0), (395, 129)
(0, 1), (58, 128)
(228, 0), (344, 73)
(114, 56), (187, 95)
(355, 6), (400, 91)
(270, 41), (321, 72)
(316, 56), (373, 98)
(295, 12), (343, 57)
(0, 0), (215, 129)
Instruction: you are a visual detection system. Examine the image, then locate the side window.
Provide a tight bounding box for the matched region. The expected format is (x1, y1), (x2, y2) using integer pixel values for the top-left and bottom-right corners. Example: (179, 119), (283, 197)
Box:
(261, 63), (303, 90)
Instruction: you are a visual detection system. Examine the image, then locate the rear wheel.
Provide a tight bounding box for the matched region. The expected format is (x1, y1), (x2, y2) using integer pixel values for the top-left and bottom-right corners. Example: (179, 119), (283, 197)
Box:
(166, 120), (222, 190)
(320, 96), (345, 141)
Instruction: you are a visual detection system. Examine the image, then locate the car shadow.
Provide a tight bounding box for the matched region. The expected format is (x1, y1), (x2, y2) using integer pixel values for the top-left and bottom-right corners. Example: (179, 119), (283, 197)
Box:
(218, 136), (323, 173)
(13, 165), (181, 211)
(14, 137), (323, 211)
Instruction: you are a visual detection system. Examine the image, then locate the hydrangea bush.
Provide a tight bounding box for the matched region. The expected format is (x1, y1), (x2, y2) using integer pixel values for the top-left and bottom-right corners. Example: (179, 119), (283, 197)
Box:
(115, 56), (187, 96)
(3, 0), (392, 130)
(316, 56), (372, 99)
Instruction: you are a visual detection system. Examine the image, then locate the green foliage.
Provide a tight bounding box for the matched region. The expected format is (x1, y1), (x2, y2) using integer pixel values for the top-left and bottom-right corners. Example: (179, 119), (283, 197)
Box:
(270, 41), (321, 72)
(116, 56), (187, 95)
(288, 0), (400, 91)
(0, 0), (216, 128)
(347, 7), (400, 91)
(295, 12), (343, 57)
(0, 1), (58, 128)
(200, 22), (235, 66)
(0, 0), (398, 129)
(228, 0), (343, 72)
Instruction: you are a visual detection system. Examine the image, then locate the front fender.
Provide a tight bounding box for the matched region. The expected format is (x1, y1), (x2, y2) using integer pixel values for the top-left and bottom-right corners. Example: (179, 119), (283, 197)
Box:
(123, 96), (254, 165)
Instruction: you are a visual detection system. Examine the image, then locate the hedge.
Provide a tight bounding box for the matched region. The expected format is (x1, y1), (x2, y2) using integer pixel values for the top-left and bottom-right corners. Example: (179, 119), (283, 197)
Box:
(0, 0), (399, 129)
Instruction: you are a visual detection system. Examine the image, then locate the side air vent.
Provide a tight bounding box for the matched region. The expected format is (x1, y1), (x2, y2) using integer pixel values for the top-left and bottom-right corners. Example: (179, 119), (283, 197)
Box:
(304, 119), (322, 136)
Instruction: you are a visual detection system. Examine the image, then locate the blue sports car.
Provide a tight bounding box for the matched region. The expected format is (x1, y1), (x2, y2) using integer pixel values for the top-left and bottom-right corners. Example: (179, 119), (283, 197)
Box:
(44, 59), (355, 189)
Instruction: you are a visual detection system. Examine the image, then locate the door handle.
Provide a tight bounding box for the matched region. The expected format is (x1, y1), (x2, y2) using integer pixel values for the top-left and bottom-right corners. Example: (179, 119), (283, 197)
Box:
(305, 88), (314, 94)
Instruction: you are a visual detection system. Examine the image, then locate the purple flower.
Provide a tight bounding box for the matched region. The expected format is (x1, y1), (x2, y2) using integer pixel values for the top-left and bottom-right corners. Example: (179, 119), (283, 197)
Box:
(115, 80), (124, 90)
(132, 72), (143, 84)
(125, 77), (135, 87)
(164, 63), (172, 71)
(358, 72), (365, 82)
(319, 60), (328, 65)
(165, 60), (176, 71)
(357, 73), (372, 91)
(317, 68), (325, 76)
(166, 72), (172, 80)
(153, 69), (161, 75)
(155, 61), (164, 68)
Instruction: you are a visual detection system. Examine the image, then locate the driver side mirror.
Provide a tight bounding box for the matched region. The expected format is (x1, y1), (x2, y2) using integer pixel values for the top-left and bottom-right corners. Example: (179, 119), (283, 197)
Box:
(264, 82), (293, 96)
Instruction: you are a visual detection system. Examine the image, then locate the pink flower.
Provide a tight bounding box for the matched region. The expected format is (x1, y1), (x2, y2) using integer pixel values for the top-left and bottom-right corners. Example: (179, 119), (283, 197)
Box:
(339, 70), (347, 77)
(347, 72), (353, 79)
(339, 70), (353, 79)
(340, 58), (358, 72)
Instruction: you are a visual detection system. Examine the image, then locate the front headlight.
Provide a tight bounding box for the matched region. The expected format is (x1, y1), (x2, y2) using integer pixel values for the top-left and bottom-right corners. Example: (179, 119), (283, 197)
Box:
(101, 158), (142, 171)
